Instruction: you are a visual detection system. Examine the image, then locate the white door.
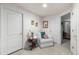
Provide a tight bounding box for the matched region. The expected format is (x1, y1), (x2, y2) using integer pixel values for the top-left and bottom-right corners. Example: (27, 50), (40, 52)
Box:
(71, 8), (77, 55)
(5, 9), (22, 54)
(76, 7), (79, 54)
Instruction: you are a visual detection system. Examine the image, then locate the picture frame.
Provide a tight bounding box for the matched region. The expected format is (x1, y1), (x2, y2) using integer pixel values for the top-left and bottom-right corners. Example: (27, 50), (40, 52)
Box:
(31, 20), (34, 25)
(35, 22), (38, 27)
(43, 21), (48, 28)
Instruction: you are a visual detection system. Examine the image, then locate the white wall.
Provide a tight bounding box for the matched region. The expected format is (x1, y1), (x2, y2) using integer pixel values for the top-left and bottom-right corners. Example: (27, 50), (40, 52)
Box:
(0, 4), (42, 54)
(0, 3), (73, 54)
(3, 4), (42, 47)
(42, 7), (72, 45)
(42, 16), (61, 45)
(22, 11), (42, 48)
(72, 3), (79, 54)
(0, 5), (1, 54)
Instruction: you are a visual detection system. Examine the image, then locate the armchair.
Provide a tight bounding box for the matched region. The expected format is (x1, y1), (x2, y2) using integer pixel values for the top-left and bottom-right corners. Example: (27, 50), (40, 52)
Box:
(37, 32), (54, 48)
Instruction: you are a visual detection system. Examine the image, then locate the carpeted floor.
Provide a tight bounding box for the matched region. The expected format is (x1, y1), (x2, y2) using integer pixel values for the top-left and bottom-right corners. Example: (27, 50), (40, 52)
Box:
(11, 39), (72, 55)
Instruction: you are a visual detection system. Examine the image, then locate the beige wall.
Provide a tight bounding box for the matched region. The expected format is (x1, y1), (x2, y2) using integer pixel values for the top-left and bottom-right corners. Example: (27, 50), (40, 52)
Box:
(23, 11), (42, 47)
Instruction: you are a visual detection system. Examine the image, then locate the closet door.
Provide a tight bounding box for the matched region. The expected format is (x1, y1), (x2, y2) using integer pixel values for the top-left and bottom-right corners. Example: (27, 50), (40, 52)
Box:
(71, 8), (77, 55)
(5, 8), (22, 54)
(76, 8), (79, 54)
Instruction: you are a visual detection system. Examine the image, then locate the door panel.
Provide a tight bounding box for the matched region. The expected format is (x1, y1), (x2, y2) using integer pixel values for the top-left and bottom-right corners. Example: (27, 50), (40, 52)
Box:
(5, 9), (22, 54)
(76, 8), (79, 54)
(71, 8), (77, 54)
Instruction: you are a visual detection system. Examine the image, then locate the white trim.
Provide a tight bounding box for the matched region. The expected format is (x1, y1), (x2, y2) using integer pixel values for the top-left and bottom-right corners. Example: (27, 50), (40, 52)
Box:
(59, 9), (72, 46)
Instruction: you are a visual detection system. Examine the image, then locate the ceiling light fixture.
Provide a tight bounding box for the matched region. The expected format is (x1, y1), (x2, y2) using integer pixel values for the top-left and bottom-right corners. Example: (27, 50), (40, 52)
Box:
(43, 3), (47, 8)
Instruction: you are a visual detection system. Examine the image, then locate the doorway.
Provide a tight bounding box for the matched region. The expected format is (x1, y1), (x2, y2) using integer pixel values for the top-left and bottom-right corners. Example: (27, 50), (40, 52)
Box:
(61, 13), (71, 49)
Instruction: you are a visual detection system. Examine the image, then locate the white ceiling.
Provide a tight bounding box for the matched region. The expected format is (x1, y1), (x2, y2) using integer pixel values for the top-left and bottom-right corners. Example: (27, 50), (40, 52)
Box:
(17, 3), (73, 17)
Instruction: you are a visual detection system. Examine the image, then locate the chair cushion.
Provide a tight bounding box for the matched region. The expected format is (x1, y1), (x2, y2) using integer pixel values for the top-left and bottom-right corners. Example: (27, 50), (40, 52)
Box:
(40, 43), (53, 48)
(40, 39), (53, 44)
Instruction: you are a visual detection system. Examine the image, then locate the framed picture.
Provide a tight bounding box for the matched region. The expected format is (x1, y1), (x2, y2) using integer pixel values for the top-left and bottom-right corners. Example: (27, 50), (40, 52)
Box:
(43, 21), (48, 28)
(31, 20), (34, 25)
(35, 22), (38, 27)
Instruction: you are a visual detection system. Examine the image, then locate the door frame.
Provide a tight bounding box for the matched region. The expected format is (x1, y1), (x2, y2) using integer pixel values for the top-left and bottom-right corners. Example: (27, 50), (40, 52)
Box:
(22, 13), (24, 49)
(60, 12), (71, 45)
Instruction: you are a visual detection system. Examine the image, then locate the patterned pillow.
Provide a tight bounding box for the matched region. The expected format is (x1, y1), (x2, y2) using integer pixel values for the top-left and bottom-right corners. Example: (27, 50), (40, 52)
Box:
(44, 34), (49, 39)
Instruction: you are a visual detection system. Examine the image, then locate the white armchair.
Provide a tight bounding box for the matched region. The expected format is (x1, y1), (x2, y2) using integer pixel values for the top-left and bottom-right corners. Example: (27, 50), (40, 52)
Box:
(37, 32), (54, 48)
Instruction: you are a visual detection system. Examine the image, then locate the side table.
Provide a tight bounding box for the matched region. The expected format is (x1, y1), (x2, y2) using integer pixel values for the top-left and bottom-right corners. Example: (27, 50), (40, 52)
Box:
(28, 38), (37, 50)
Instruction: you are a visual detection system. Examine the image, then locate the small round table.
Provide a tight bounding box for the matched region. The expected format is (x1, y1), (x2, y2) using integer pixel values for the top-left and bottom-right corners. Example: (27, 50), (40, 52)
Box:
(28, 37), (37, 50)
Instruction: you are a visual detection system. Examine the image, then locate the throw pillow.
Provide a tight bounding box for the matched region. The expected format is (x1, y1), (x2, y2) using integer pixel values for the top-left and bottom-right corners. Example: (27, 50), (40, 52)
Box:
(40, 32), (45, 38)
(44, 34), (49, 39)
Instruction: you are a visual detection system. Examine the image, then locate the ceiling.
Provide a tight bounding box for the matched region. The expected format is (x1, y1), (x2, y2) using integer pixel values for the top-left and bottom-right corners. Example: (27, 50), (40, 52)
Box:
(17, 3), (73, 17)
